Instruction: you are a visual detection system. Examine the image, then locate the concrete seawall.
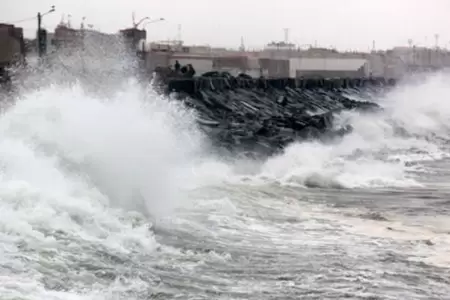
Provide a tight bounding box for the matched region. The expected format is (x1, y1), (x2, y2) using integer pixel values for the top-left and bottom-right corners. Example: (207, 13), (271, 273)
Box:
(166, 76), (396, 95)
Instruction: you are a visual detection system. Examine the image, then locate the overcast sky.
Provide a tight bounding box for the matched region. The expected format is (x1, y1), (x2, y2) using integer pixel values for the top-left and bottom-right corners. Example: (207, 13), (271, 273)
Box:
(2, 0), (449, 51)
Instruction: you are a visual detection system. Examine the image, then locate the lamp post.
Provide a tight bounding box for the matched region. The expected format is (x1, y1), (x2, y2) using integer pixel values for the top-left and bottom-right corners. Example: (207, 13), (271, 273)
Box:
(141, 18), (165, 29)
(37, 5), (56, 57)
(137, 17), (165, 75)
(133, 17), (150, 29)
(139, 18), (165, 53)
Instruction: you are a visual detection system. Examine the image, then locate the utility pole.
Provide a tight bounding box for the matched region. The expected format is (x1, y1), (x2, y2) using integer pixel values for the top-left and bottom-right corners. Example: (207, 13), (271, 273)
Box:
(37, 12), (42, 57)
(36, 5), (55, 58)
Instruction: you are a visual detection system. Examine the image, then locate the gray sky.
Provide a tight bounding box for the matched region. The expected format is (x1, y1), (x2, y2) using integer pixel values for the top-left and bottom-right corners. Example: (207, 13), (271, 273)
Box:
(2, 0), (449, 51)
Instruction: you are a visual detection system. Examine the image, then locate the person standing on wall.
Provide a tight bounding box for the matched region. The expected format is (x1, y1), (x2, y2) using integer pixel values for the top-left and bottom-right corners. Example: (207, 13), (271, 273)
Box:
(174, 60), (181, 73)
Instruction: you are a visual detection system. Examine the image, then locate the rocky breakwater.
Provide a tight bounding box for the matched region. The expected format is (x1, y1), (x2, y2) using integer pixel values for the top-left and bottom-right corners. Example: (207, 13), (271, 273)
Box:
(163, 75), (396, 156)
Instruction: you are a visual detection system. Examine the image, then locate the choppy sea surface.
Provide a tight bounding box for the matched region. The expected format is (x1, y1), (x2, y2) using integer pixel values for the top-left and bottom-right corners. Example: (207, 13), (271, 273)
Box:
(1, 73), (450, 300)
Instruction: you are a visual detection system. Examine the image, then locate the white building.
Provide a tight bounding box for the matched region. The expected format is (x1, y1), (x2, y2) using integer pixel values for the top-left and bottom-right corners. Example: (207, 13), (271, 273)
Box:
(289, 57), (368, 78)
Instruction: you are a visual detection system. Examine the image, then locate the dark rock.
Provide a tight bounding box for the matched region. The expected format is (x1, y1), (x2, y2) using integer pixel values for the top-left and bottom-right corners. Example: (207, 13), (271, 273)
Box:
(156, 75), (393, 157)
(237, 73), (252, 79)
(424, 239), (434, 246)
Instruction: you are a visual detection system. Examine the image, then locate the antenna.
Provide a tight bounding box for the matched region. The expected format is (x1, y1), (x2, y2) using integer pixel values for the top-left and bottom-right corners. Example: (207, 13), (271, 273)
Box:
(67, 14), (72, 28)
(177, 24), (182, 42)
(283, 28), (289, 43)
(239, 36), (245, 51)
(132, 11), (136, 27)
(434, 33), (439, 48)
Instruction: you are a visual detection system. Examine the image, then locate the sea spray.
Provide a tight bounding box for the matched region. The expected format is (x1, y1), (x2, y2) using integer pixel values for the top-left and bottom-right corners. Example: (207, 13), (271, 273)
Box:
(1, 71), (450, 299)
(257, 73), (450, 188)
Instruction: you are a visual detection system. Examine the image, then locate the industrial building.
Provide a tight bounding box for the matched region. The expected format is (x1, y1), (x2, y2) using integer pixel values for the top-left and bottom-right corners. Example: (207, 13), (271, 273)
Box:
(0, 23), (25, 68)
(0, 23), (25, 84)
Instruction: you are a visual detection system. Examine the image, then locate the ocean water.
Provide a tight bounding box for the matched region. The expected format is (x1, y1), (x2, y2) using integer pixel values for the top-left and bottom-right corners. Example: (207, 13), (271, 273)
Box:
(1, 71), (450, 300)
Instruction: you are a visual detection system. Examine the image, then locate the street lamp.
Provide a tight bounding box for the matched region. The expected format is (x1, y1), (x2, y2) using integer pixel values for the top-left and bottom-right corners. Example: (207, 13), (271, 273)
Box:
(139, 18), (165, 52)
(38, 5), (56, 29)
(142, 18), (165, 29)
(37, 5), (56, 57)
(133, 16), (150, 28)
(134, 17), (165, 29)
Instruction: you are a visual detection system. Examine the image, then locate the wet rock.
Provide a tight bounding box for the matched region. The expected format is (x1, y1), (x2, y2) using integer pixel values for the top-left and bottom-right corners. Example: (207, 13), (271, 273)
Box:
(157, 75), (393, 156)
(424, 239), (434, 246)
